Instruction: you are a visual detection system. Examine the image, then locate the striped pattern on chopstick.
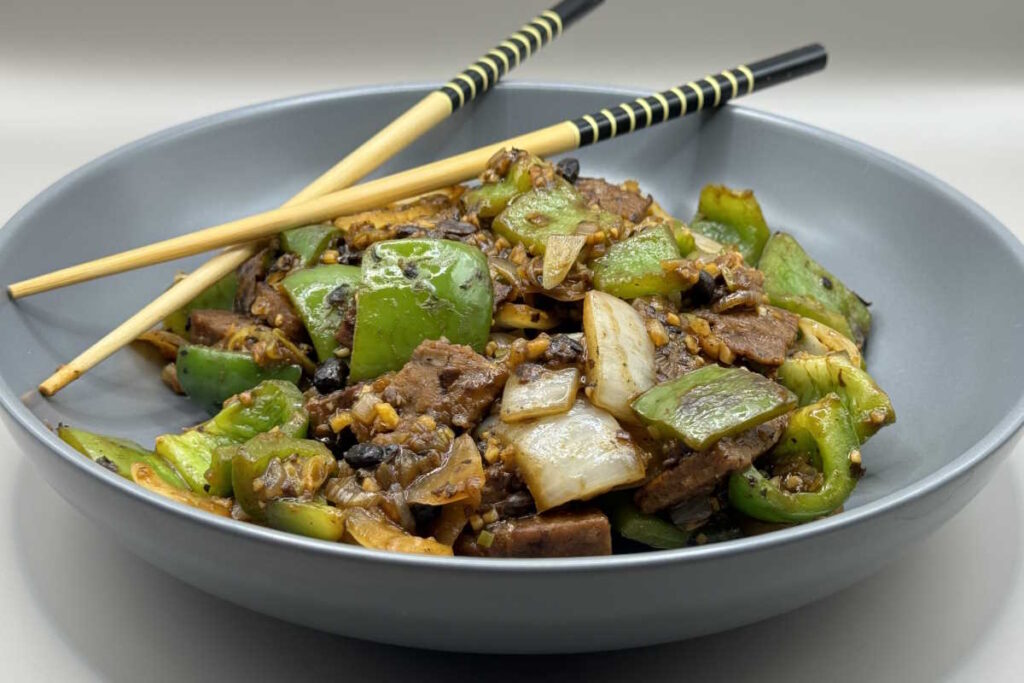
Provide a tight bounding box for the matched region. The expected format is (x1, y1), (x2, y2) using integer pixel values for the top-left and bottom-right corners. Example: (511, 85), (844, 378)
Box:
(571, 43), (827, 145)
(439, 0), (601, 110)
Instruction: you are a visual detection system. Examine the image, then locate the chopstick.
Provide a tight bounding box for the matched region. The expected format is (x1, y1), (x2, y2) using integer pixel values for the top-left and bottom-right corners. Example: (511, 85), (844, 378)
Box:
(34, 44), (827, 397)
(16, 44), (827, 301)
(28, 0), (604, 396)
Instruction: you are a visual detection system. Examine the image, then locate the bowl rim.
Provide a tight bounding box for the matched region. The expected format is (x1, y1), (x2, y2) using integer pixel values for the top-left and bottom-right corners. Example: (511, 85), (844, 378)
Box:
(2, 80), (1023, 572)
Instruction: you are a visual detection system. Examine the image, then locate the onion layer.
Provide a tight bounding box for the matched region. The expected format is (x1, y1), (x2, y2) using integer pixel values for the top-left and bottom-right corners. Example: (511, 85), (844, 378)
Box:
(500, 366), (581, 422)
(583, 290), (657, 423)
(493, 399), (646, 511)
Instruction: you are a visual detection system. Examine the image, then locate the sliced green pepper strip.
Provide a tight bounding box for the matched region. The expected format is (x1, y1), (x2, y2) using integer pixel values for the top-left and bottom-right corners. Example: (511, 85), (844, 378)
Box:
(759, 232), (871, 347)
(176, 345), (302, 415)
(349, 238), (493, 381)
(690, 184), (771, 265)
(281, 264), (360, 362)
(462, 152), (544, 218)
(156, 380), (307, 494)
(605, 493), (690, 549)
(728, 394), (860, 523)
(777, 353), (895, 443)
(631, 365), (797, 451)
(162, 272), (238, 337)
(231, 432), (335, 521)
(493, 180), (620, 254)
(58, 426), (186, 489)
(280, 223), (339, 267)
(591, 224), (684, 299)
(265, 498), (347, 541)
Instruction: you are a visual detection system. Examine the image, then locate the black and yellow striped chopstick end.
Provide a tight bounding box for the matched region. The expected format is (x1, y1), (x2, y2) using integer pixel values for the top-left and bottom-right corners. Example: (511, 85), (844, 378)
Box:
(438, 0), (603, 111)
(570, 43), (827, 146)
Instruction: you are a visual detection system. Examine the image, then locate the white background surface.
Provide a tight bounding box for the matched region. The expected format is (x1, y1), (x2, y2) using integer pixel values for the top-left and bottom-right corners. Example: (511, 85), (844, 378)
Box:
(2, 1), (1022, 680)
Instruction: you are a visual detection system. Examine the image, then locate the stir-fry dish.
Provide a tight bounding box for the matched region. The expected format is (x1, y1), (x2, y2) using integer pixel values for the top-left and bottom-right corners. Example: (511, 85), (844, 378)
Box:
(58, 149), (894, 557)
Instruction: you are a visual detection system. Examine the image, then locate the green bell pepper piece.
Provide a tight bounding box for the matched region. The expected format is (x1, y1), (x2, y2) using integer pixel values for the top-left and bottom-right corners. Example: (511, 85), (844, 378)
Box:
(605, 493), (690, 549)
(462, 151), (545, 218)
(265, 498), (348, 541)
(777, 353), (895, 443)
(759, 232), (872, 347)
(204, 444), (239, 498)
(231, 432), (335, 521)
(631, 365), (797, 451)
(592, 224), (683, 299)
(58, 426), (186, 488)
(689, 184), (771, 265)
(281, 264), (361, 362)
(671, 221), (696, 256)
(162, 272), (239, 337)
(156, 379), (307, 494)
(493, 180), (620, 254)
(349, 238), (493, 381)
(280, 223), (339, 267)
(728, 394), (860, 523)
(176, 345), (302, 415)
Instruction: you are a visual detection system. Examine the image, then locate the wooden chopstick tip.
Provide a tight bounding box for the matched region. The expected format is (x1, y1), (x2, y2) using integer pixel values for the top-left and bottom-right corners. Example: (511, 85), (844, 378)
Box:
(39, 365), (79, 396)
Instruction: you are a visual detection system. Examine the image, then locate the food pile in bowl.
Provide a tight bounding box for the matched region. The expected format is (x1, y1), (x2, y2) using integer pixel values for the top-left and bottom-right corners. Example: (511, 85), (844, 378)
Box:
(58, 149), (894, 557)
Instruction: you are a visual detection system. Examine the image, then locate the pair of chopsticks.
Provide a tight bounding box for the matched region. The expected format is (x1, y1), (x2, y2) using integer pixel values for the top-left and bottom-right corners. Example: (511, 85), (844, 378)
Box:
(9, 1), (827, 397)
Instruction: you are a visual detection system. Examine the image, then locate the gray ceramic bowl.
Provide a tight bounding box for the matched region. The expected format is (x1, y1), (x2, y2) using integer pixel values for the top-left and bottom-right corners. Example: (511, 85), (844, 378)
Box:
(1, 83), (1022, 653)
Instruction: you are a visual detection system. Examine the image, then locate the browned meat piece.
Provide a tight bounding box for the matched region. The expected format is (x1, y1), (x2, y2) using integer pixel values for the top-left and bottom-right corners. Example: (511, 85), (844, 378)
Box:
(250, 282), (306, 342)
(305, 385), (364, 439)
(187, 309), (255, 346)
(576, 177), (652, 223)
(694, 306), (799, 366)
(454, 509), (611, 557)
(382, 339), (508, 429)
(654, 336), (706, 381)
(635, 414), (790, 513)
(234, 248), (272, 313)
(631, 296), (705, 381)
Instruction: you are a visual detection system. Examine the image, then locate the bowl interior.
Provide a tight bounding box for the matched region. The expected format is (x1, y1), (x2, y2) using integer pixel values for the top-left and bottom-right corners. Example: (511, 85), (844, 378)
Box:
(1, 83), (1022, 521)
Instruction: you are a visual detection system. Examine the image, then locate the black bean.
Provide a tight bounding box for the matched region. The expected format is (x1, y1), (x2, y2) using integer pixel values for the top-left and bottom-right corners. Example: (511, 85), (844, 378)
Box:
(342, 443), (388, 469)
(312, 357), (347, 394)
(555, 158), (580, 184)
(410, 503), (440, 529)
(690, 270), (717, 305)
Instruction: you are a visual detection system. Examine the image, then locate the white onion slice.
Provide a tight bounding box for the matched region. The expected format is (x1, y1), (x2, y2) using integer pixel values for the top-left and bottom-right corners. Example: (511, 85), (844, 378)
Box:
(492, 399), (646, 511)
(583, 290), (657, 423)
(500, 366), (580, 422)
